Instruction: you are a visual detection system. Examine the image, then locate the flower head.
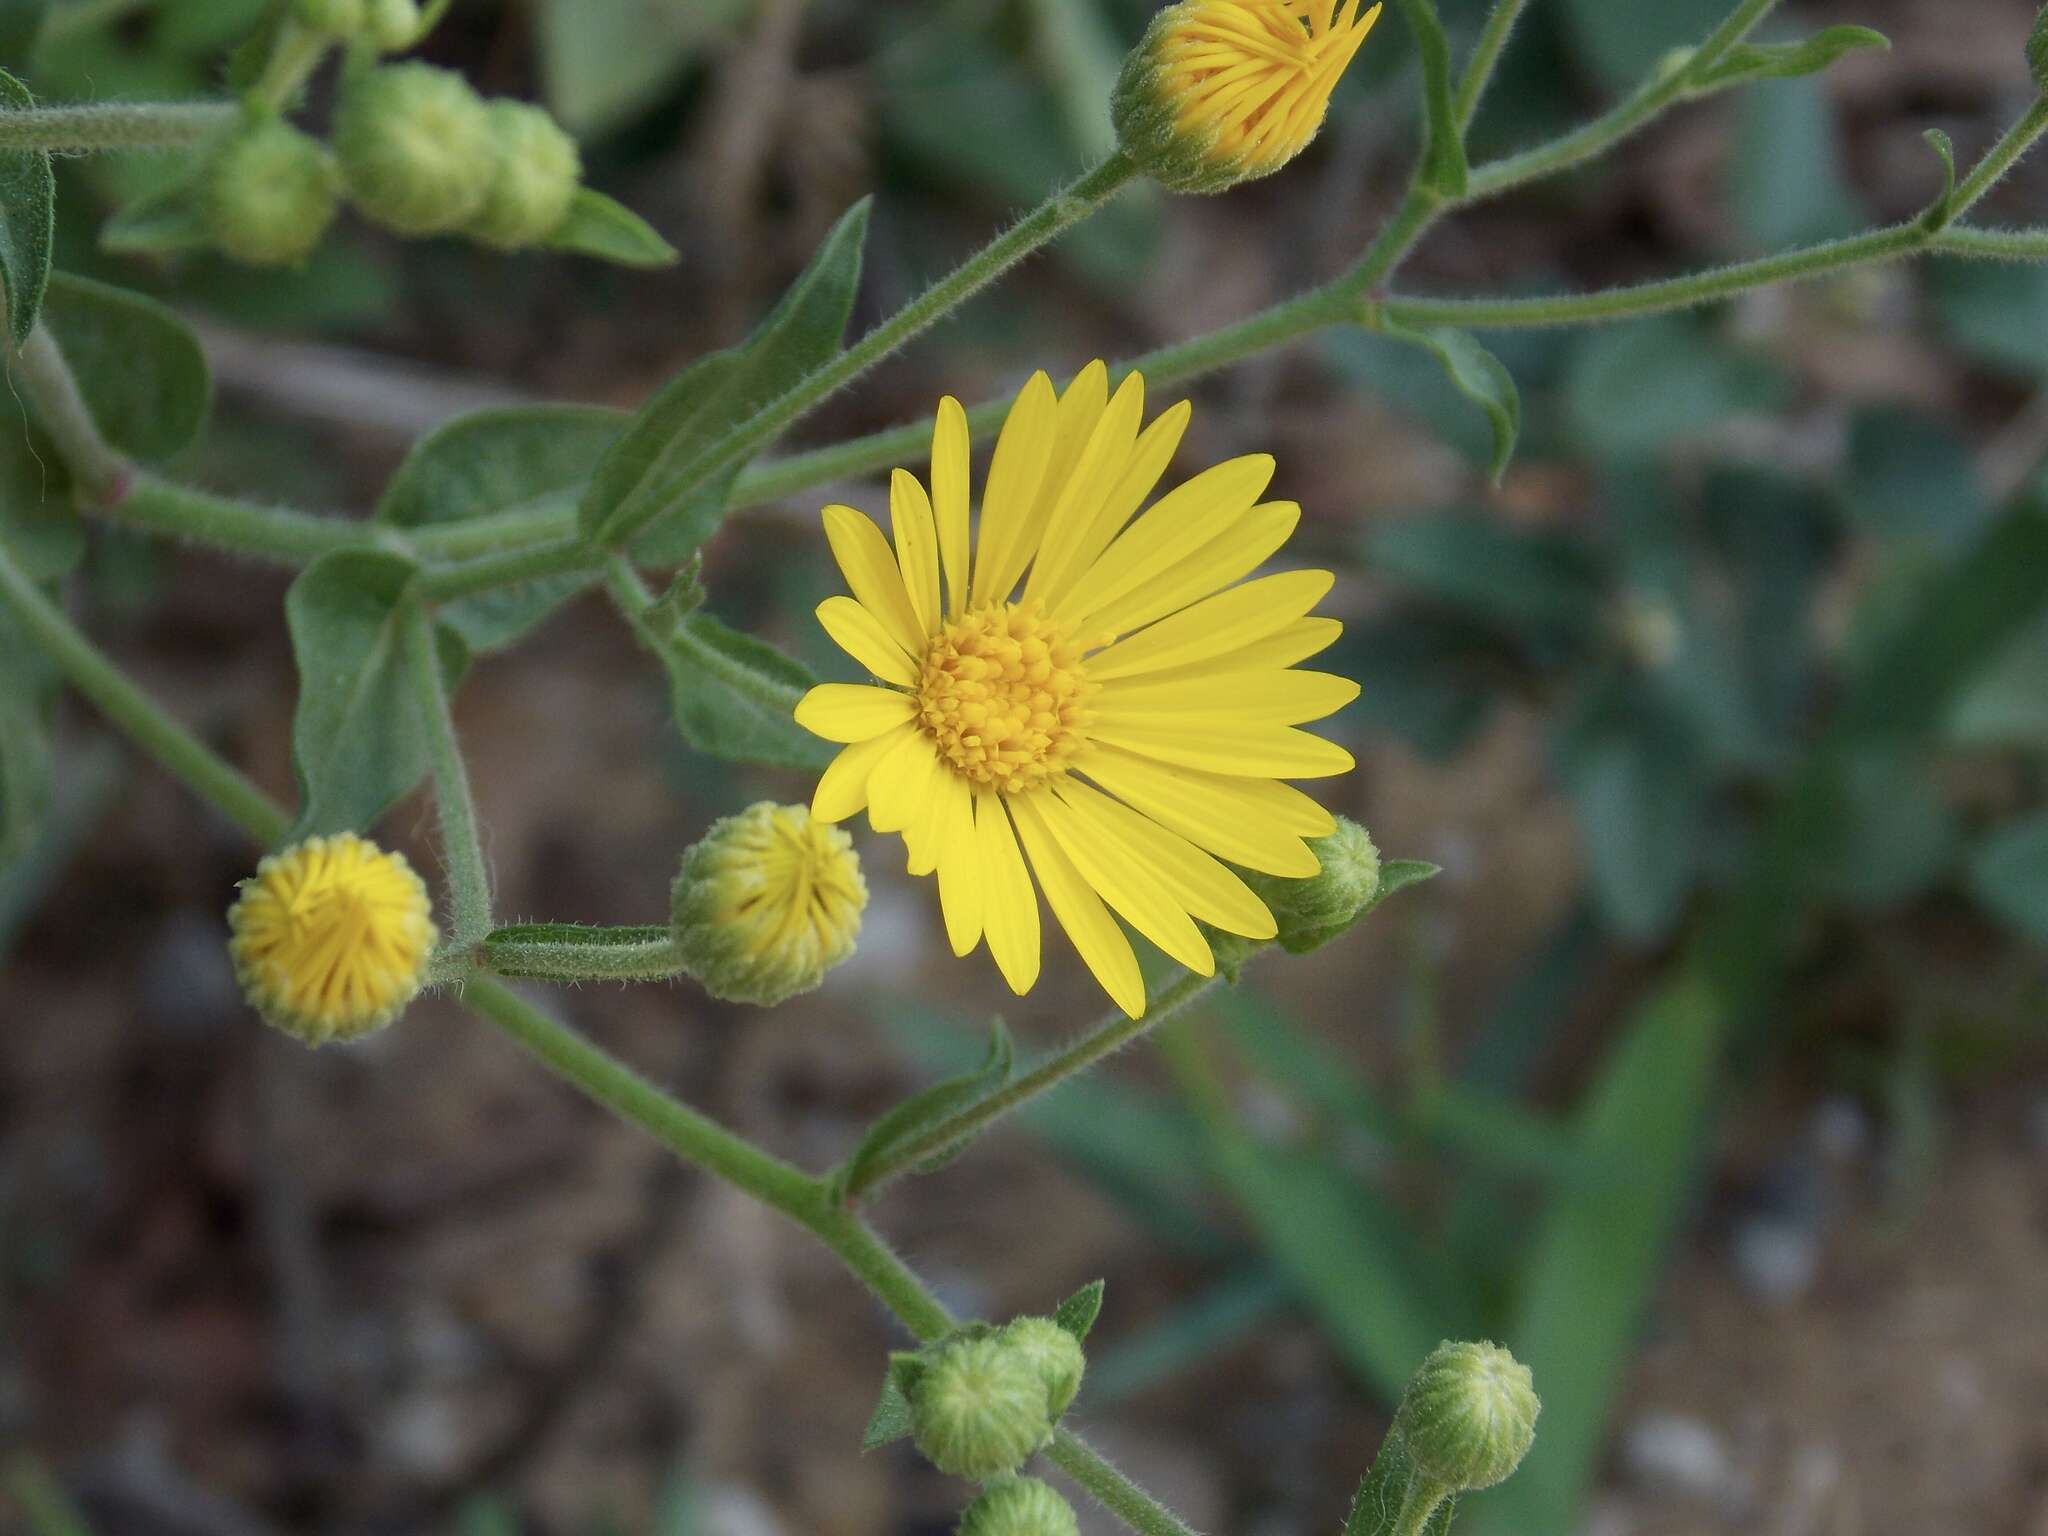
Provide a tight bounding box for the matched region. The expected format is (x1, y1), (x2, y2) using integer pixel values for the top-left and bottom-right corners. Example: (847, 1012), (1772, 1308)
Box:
(228, 833), (436, 1045)
(671, 802), (868, 1006)
(958, 1478), (1081, 1536)
(1394, 1340), (1541, 1493)
(1114, 1), (1382, 193)
(908, 1334), (1060, 1480)
(794, 363), (1357, 1017)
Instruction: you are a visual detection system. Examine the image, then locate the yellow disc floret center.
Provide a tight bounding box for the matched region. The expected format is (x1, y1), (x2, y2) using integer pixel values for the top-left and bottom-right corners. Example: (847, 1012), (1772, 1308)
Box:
(917, 601), (1093, 794)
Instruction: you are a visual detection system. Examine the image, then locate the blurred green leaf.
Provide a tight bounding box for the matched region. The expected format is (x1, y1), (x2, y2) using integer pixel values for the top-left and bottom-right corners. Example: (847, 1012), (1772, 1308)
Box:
(1378, 321), (1521, 483)
(1053, 1279), (1106, 1342)
(1085, 1268), (1290, 1405)
(1967, 812), (2048, 941)
(1929, 260), (2048, 377)
(1694, 25), (1888, 89)
(1947, 612), (2048, 749)
(544, 188), (679, 269)
(1329, 613), (1503, 758)
(0, 2), (47, 71)
(1729, 76), (1865, 251)
(1368, 512), (1605, 646)
(1843, 406), (1991, 550)
(638, 611), (834, 771)
(834, 1018), (1014, 1199)
(0, 66), (55, 346)
(1825, 750), (1958, 910)
(98, 167), (213, 258)
(1558, 0), (1724, 89)
(377, 404), (625, 651)
(1022, 0), (1121, 162)
(536, 0), (751, 137)
(41, 272), (210, 462)
(1566, 316), (1789, 458)
(285, 551), (467, 838)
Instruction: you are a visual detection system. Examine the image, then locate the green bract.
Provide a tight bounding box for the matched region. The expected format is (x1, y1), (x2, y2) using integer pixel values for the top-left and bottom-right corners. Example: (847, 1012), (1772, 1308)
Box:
(334, 62), (492, 235)
(206, 120), (340, 267)
(467, 100), (581, 249)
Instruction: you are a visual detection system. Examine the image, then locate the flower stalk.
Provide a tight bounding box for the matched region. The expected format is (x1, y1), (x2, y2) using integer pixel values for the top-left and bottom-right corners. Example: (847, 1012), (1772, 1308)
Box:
(0, 100), (238, 151)
(404, 599), (493, 952)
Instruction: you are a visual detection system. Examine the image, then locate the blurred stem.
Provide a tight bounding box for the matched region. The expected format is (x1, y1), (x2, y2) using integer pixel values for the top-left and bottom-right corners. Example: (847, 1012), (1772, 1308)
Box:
(0, 100), (236, 151)
(1453, 0), (1532, 131)
(404, 601), (493, 951)
(0, 544), (291, 844)
(247, 19), (332, 114)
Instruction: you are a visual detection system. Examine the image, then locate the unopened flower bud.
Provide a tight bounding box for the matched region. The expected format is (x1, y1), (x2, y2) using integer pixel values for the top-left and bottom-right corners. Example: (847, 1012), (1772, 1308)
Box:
(206, 120), (341, 267)
(466, 99), (582, 249)
(671, 802), (866, 1006)
(1247, 816), (1380, 953)
(364, 0), (422, 50)
(335, 62), (492, 235)
(997, 1317), (1085, 1421)
(1394, 1340), (1540, 1494)
(958, 1478), (1080, 1536)
(1112, 0), (1382, 194)
(293, 0), (363, 34)
(228, 833), (437, 1045)
(910, 1334), (1057, 1481)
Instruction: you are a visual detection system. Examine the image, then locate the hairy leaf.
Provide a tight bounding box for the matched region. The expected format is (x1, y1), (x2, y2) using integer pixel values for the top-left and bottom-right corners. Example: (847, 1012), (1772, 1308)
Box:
(0, 66), (54, 346)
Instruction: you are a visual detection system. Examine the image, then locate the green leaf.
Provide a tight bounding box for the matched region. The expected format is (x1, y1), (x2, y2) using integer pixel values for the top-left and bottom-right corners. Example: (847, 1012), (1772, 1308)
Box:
(835, 1019), (1014, 1201)
(1052, 1279), (1105, 1343)
(1558, 0), (1724, 89)
(1947, 611), (2048, 749)
(1388, 0), (1467, 198)
(284, 551), (467, 838)
(535, 0), (749, 136)
(641, 611), (835, 771)
(1966, 811), (2048, 941)
(861, 1376), (916, 1451)
(581, 197), (870, 555)
(1691, 25), (1889, 88)
(0, 66), (55, 347)
(42, 272), (210, 462)
(0, 2), (48, 72)
(1378, 321), (1520, 483)
(1566, 316), (1790, 458)
(1728, 76), (1865, 251)
(543, 186), (679, 269)
(1919, 127), (1956, 229)
(98, 166), (214, 257)
(1826, 750), (1957, 911)
(1367, 513), (1603, 644)
(1930, 260), (2048, 377)
(1842, 405), (1990, 550)
(377, 404), (626, 651)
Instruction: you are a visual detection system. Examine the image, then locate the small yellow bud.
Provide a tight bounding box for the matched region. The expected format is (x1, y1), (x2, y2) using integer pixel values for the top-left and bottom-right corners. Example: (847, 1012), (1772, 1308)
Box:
(206, 120), (341, 267)
(670, 803), (867, 1007)
(334, 62), (493, 236)
(1113, 0), (1382, 193)
(1394, 1340), (1540, 1494)
(364, 0), (422, 50)
(958, 1478), (1080, 1536)
(910, 1335), (1055, 1481)
(228, 834), (437, 1046)
(466, 100), (582, 250)
(997, 1317), (1085, 1421)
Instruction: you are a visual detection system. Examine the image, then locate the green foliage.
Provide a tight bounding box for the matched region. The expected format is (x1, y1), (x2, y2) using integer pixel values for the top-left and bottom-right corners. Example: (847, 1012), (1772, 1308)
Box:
(40, 272), (210, 461)
(634, 611), (835, 771)
(833, 1018), (1015, 1201)
(1378, 321), (1520, 483)
(1967, 812), (2048, 941)
(1694, 25), (1889, 90)
(535, 0), (751, 137)
(545, 187), (678, 268)
(0, 64), (53, 344)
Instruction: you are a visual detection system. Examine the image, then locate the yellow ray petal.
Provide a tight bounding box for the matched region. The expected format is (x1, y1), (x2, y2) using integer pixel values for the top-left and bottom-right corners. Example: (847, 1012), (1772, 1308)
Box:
(1090, 716), (1355, 778)
(812, 724), (915, 822)
(1216, 616), (1344, 674)
(972, 371), (1058, 609)
(867, 727), (939, 834)
(890, 469), (942, 637)
(1092, 501), (1299, 640)
(1079, 744), (1324, 875)
(1037, 786), (1214, 974)
(933, 772), (982, 955)
(1025, 371), (1145, 606)
(974, 786), (1041, 995)
(1086, 569), (1335, 679)
(1045, 361), (1111, 503)
(1009, 794), (1146, 1017)
(1033, 399), (1192, 610)
(794, 683), (915, 744)
(1050, 454), (1275, 631)
(823, 504), (926, 656)
(816, 596), (917, 686)
(1053, 777), (1276, 938)
(933, 396), (972, 617)
(1097, 667), (1359, 726)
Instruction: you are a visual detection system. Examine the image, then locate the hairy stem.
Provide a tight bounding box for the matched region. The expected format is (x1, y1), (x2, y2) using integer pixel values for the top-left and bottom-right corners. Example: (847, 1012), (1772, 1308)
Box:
(1453, 0), (1533, 131)
(0, 100), (236, 151)
(7, 325), (126, 502)
(1045, 1431), (1202, 1536)
(404, 601), (493, 950)
(479, 925), (688, 983)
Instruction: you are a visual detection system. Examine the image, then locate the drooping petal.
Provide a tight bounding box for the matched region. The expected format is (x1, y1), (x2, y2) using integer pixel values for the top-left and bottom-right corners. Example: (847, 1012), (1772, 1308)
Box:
(816, 595), (917, 686)
(811, 724), (915, 822)
(1079, 744), (1325, 875)
(932, 396), (972, 617)
(973, 786), (1041, 995)
(890, 468), (942, 637)
(971, 371), (1058, 610)
(793, 683), (915, 743)
(1053, 776), (1277, 938)
(1086, 569), (1335, 679)
(823, 504), (926, 656)
(1010, 793), (1146, 1018)
(1036, 786), (1215, 974)
(1097, 667), (1360, 726)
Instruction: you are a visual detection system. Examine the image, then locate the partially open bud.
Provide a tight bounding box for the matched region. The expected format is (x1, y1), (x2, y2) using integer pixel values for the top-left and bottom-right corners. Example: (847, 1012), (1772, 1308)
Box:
(364, 0), (422, 50)
(1112, 0), (1382, 194)
(206, 120), (342, 267)
(228, 833), (437, 1046)
(1394, 1340), (1540, 1494)
(466, 99), (582, 250)
(334, 62), (492, 235)
(671, 802), (867, 1006)
(997, 1317), (1085, 1421)
(1248, 816), (1380, 953)
(958, 1478), (1080, 1536)
(293, 0), (364, 34)
(909, 1334), (1057, 1481)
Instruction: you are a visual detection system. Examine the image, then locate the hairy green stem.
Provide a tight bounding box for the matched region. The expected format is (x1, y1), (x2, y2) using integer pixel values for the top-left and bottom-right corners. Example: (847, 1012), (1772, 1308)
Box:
(119, 473), (394, 560)
(479, 925), (687, 983)
(8, 325), (126, 501)
(404, 601), (493, 950)
(421, 534), (598, 598)
(1951, 96), (2048, 222)
(1045, 1431), (1201, 1536)
(0, 100), (237, 151)
(1453, 0), (1533, 131)
(246, 19), (332, 114)
(842, 969), (1223, 1201)
(0, 544), (290, 844)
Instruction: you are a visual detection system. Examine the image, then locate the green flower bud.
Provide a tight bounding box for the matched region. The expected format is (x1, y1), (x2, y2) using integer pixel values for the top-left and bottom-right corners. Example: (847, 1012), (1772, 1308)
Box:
(206, 120), (341, 267)
(364, 0), (422, 50)
(958, 1478), (1080, 1536)
(671, 802), (867, 1007)
(1248, 816), (1381, 954)
(466, 99), (582, 250)
(997, 1317), (1085, 1421)
(334, 62), (492, 236)
(910, 1335), (1056, 1481)
(293, 0), (364, 34)
(1393, 1340), (1540, 1494)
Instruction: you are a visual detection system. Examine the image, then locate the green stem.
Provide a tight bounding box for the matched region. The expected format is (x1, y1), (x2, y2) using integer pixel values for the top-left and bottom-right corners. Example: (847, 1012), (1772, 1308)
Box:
(841, 969), (1222, 1201)
(0, 543), (290, 844)
(246, 19), (332, 114)
(1335, 184), (1443, 299)
(1932, 225), (2048, 261)
(480, 925), (687, 983)
(8, 325), (125, 502)
(116, 473), (391, 561)
(1045, 1431), (1202, 1536)
(404, 601), (492, 950)
(1951, 96), (2048, 221)
(420, 535), (598, 599)
(604, 557), (808, 721)
(1452, 0), (1533, 131)
(0, 100), (237, 151)
(599, 152), (1141, 550)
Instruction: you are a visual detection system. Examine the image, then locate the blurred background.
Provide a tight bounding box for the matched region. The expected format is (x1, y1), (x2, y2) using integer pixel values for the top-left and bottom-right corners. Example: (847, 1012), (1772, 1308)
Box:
(3, 0), (2047, 1532)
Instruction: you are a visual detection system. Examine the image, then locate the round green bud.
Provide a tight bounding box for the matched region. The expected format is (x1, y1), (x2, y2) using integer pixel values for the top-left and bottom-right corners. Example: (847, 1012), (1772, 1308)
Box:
(910, 1335), (1056, 1481)
(466, 99), (582, 249)
(958, 1478), (1079, 1536)
(293, 0), (364, 34)
(997, 1317), (1085, 1422)
(1394, 1340), (1540, 1494)
(364, 0), (422, 50)
(206, 120), (341, 267)
(1250, 816), (1381, 954)
(671, 802), (867, 1007)
(334, 62), (493, 236)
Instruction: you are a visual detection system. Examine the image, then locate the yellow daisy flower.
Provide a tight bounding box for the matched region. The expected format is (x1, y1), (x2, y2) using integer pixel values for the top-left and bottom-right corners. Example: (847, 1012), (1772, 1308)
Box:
(793, 362), (1358, 1017)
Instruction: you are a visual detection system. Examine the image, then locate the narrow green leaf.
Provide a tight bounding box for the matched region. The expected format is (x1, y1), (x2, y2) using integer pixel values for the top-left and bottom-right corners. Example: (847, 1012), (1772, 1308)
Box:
(1691, 25), (1889, 89)
(640, 611), (835, 771)
(836, 1019), (1014, 1201)
(544, 186), (680, 269)
(42, 272), (210, 462)
(581, 197), (871, 554)
(284, 551), (467, 838)
(378, 403), (625, 650)
(1920, 128), (1957, 230)
(861, 1377), (915, 1451)
(0, 66), (55, 346)
(1380, 322), (1519, 483)
(1967, 811), (2048, 941)
(1052, 1279), (1105, 1343)
(1388, 0), (1467, 197)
